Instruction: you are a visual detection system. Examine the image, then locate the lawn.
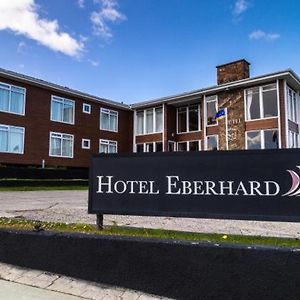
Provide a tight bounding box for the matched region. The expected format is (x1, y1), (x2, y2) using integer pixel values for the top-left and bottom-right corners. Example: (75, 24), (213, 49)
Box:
(0, 217), (299, 249)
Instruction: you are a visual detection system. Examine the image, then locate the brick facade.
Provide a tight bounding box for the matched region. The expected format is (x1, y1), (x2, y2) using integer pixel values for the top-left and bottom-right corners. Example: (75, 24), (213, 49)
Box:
(1, 59), (300, 168)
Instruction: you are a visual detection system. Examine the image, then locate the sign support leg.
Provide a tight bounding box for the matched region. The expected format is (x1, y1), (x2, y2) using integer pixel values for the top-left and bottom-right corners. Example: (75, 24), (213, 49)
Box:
(96, 214), (103, 230)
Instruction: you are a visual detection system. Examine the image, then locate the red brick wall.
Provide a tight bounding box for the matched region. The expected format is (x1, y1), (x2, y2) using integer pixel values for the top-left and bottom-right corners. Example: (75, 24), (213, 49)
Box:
(0, 76), (133, 168)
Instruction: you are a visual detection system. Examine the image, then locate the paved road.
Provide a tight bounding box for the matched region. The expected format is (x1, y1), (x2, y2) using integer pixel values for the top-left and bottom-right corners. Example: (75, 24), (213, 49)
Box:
(1, 190), (300, 237)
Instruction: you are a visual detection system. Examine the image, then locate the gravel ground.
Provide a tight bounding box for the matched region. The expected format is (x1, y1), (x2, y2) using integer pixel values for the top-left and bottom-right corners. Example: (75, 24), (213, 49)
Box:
(1, 190), (300, 238)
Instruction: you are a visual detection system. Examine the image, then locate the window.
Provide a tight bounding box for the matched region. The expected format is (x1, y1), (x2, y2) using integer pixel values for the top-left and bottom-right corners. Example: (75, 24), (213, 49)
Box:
(0, 125), (24, 154)
(100, 108), (118, 132)
(177, 140), (200, 152)
(206, 135), (218, 151)
(83, 103), (91, 114)
(136, 144), (144, 153)
(177, 105), (200, 133)
(0, 82), (25, 115)
(168, 141), (176, 152)
(245, 84), (278, 120)
(99, 139), (117, 153)
(155, 142), (163, 152)
(189, 141), (200, 151)
(287, 86), (298, 122)
(145, 142), (154, 152)
(178, 107), (187, 133)
(146, 109), (153, 134)
(206, 96), (217, 126)
(289, 131), (299, 148)
(136, 111), (144, 135)
(246, 129), (278, 150)
(135, 107), (163, 135)
(177, 142), (187, 152)
(82, 139), (90, 149)
(155, 107), (163, 132)
(51, 96), (75, 124)
(49, 132), (73, 158)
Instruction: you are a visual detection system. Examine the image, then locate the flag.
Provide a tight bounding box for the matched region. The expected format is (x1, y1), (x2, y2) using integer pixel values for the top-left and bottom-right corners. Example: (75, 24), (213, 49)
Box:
(215, 108), (226, 121)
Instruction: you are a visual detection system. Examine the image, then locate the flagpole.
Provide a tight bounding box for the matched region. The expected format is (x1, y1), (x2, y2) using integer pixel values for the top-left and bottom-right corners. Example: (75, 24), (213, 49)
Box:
(225, 107), (228, 150)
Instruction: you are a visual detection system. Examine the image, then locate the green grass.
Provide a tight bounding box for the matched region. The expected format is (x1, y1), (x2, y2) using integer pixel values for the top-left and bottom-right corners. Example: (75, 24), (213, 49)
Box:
(0, 186), (88, 191)
(0, 217), (299, 249)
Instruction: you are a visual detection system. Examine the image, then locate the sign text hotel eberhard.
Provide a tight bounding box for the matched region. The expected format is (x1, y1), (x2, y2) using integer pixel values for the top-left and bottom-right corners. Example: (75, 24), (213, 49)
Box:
(89, 150), (300, 222)
(96, 176), (280, 196)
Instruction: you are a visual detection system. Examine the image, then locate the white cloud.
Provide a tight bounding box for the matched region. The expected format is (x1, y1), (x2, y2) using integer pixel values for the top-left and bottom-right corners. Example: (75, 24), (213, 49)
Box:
(17, 41), (27, 53)
(91, 0), (126, 39)
(88, 59), (100, 67)
(0, 0), (84, 57)
(249, 30), (280, 41)
(77, 0), (84, 8)
(233, 0), (249, 15)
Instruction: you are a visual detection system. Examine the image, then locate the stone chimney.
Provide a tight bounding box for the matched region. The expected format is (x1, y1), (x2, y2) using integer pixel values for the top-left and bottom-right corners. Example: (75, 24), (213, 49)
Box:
(216, 59), (250, 85)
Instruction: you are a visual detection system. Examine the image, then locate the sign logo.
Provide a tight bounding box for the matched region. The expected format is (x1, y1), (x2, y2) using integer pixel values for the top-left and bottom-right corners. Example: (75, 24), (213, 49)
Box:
(282, 166), (300, 197)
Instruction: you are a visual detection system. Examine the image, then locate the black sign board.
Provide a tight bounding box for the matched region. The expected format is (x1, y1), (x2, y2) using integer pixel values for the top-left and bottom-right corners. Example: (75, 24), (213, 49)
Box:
(89, 149), (300, 222)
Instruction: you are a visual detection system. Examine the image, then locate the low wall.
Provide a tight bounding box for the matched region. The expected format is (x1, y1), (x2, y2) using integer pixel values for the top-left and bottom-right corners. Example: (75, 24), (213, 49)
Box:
(0, 229), (299, 299)
(0, 167), (88, 179)
(0, 180), (88, 187)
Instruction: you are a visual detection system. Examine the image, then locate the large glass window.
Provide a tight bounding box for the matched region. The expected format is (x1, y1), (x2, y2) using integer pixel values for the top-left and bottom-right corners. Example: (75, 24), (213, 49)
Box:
(155, 107), (163, 132)
(146, 109), (154, 134)
(0, 125), (24, 154)
(177, 107), (187, 133)
(245, 84), (278, 120)
(100, 108), (118, 132)
(0, 83), (25, 115)
(206, 96), (217, 126)
(136, 111), (144, 135)
(49, 132), (73, 158)
(51, 96), (75, 124)
(287, 87), (298, 122)
(135, 107), (163, 135)
(177, 105), (200, 133)
(206, 135), (218, 150)
(99, 139), (117, 153)
(246, 129), (278, 149)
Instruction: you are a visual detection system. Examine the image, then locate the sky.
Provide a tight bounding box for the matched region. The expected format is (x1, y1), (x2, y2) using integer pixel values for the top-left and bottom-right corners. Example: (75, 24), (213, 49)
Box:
(0, 0), (300, 104)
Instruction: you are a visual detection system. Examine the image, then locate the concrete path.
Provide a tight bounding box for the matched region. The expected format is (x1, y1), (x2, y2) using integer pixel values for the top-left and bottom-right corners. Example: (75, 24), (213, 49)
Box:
(0, 279), (85, 300)
(0, 262), (167, 300)
(1, 190), (300, 238)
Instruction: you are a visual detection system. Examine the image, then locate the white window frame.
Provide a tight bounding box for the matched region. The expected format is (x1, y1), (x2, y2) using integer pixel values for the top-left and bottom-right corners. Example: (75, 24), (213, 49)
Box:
(206, 135), (219, 150)
(82, 103), (91, 114)
(0, 124), (25, 154)
(205, 95), (218, 127)
(100, 108), (118, 132)
(135, 106), (163, 136)
(49, 132), (74, 158)
(245, 129), (279, 150)
(288, 131), (299, 149)
(287, 86), (298, 123)
(0, 82), (26, 116)
(176, 140), (201, 151)
(176, 104), (201, 134)
(82, 138), (90, 149)
(99, 139), (118, 153)
(245, 83), (278, 122)
(50, 96), (75, 125)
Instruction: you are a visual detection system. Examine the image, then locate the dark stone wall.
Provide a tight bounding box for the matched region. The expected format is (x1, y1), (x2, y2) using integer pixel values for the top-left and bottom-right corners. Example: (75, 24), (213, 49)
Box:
(0, 229), (300, 300)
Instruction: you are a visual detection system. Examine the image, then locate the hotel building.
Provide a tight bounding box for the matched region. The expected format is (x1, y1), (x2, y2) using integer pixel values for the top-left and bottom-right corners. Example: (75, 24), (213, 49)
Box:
(0, 59), (299, 168)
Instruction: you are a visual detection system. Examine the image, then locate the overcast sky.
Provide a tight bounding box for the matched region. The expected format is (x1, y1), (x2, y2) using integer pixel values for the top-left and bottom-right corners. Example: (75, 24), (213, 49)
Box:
(0, 0), (299, 103)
